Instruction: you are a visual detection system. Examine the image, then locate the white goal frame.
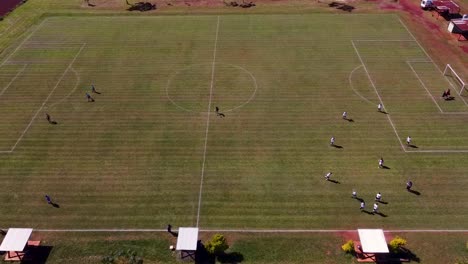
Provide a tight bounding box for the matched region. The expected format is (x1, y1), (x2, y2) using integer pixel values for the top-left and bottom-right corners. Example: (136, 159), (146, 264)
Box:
(443, 64), (467, 95)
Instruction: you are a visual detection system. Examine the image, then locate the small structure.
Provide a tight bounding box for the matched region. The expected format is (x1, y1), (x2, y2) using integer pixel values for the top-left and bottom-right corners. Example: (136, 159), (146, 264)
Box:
(432, 0), (460, 19)
(448, 15), (468, 40)
(0, 228), (39, 261)
(176, 227), (199, 260)
(355, 229), (389, 262)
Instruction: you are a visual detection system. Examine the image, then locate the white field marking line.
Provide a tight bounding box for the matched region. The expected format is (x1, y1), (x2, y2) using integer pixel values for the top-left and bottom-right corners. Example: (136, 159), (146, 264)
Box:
(398, 18), (468, 107)
(406, 61), (444, 113)
(196, 16), (220, 228)
(351, 40), (406, 151)
(7, 44), (86, 153)
(27, 229), (468, 233)
(348, 64), (376, 105)
(45, 66), (81, 109)
(353, 39), (416, 42)
(0, 18), (48, 67)
(405, 149), (468, 153)
(0, 64), (27, 97)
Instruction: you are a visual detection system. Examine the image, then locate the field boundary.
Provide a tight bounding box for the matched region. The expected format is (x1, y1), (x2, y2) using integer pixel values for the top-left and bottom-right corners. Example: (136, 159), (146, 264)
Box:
(351, 40), (468, 153)
(27, 228), (468, 233)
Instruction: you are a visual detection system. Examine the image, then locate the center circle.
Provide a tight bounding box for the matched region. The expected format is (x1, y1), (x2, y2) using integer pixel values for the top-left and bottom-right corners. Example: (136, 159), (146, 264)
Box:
(166, 63), (257, 113)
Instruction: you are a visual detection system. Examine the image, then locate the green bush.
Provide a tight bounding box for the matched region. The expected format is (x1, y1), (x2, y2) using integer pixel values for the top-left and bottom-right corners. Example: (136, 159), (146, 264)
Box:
(389, 236), (407, 253)
(341, 240), (355, 254)
(205, 234), (229, 255)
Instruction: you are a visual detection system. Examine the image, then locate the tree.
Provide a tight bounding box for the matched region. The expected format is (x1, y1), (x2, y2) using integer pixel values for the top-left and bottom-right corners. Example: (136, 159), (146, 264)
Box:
(389, 236), (407, 253)
(341, 240), (355, 254)
(205, 234), (229, 255)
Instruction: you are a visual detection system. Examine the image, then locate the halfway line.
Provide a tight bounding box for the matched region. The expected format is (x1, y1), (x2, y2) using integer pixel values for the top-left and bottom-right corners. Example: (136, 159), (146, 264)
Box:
(196, 16), (220, 227)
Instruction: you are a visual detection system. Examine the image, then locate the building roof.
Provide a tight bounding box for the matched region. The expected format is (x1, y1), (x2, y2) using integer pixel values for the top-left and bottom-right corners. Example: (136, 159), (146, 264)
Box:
(176, 227), (199, 251)
(0, 228), (33, 252)
(358, 229), (389, 253)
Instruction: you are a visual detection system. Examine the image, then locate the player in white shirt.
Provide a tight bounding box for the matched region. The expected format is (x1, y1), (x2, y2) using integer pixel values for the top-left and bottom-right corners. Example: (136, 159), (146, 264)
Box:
(406, 136), (412, 145)
(330, 136), (335, 146)
(325, 172), (332, 181)
(375, 192), (382, 202)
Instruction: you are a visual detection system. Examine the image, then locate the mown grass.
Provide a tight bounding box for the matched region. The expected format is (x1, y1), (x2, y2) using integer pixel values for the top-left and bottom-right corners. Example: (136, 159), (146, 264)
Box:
(0, 12), (466, 230)
(0, 2), (467, 263)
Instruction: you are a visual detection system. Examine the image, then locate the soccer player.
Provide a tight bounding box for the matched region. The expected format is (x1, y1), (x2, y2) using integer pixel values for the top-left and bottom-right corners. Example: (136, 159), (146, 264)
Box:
(360, 201), (365, 211)
(45, 195), (52, 204)
(352, 190), (357, 199)
(375, 192), (382, 202)
(215, 106), (219, 113)
(86, 93), (95, 102)
(330, 136), (335, 146)
(373, 203), (379, 213)
(378, 157), (384, 168)
(325, 172), (332, 181)
(378, 103), (383, 112)
(406, 180), (413, 191)
(46, 113), (51, 123)
(406, 136), (412, 145)
(342, 111), (347, 120)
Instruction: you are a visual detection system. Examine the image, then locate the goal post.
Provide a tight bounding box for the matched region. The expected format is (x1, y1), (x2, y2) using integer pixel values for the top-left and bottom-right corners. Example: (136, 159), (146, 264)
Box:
(443, 64), (467, 95)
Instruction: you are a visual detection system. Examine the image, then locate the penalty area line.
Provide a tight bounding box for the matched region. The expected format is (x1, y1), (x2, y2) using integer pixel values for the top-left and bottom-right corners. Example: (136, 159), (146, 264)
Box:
(8, 43), (86, 153)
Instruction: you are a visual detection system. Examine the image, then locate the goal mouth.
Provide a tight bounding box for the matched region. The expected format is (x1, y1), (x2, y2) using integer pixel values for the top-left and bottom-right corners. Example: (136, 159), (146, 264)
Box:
(443, 64), (467, 95)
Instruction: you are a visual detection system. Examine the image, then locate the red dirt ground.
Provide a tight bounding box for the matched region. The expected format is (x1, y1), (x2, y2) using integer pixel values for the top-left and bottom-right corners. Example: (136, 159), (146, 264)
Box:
(380, 0), (467, 77)
(0, 0), (24, 17)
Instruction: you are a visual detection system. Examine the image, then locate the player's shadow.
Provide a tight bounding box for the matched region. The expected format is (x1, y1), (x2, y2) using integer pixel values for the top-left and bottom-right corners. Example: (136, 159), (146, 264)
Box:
(328, 179), (340, 184)
(377, 200), (388, 204)
(381, 165), (390, 170)
(408, 144), (418, 148)
(354, 197), (364, 202)
(379, 111), (388, 115)
(408, 189), (421, 196)
(331, 145), (343, 149)
(374, 212), (388, 217)
(361, 210), (373, 215)
(345, 118), (354, 122)
(51, 202), (60, 208)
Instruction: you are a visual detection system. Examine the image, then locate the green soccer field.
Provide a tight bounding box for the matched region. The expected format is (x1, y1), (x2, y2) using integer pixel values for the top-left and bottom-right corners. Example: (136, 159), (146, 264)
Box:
(0, 14), (467, 230)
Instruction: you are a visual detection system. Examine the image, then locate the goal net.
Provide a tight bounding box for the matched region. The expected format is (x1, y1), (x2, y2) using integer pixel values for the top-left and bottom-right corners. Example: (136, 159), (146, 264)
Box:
(443, 64), (467, 95)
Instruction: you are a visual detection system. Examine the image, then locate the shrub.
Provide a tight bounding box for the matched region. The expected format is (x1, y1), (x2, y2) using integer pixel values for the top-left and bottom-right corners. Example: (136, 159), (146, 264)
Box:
(389, 236), (407, 252)
(101, 249), (143, 264)
(205, 234), (229, 255)
(341, 240), (355, 254)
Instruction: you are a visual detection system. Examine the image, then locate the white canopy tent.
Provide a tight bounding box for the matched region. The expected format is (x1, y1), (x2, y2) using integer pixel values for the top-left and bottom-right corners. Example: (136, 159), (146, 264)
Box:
(176, 227), (199, 260)
(357, 229), (389, 253)
(0, 228), (33, 260)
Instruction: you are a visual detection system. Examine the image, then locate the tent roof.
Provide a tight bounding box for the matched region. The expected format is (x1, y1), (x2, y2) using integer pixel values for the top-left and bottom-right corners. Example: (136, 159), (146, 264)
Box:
(358, 229), (389, 253)
(176, 227), (199, 251)
(0, 228), (33, 252)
